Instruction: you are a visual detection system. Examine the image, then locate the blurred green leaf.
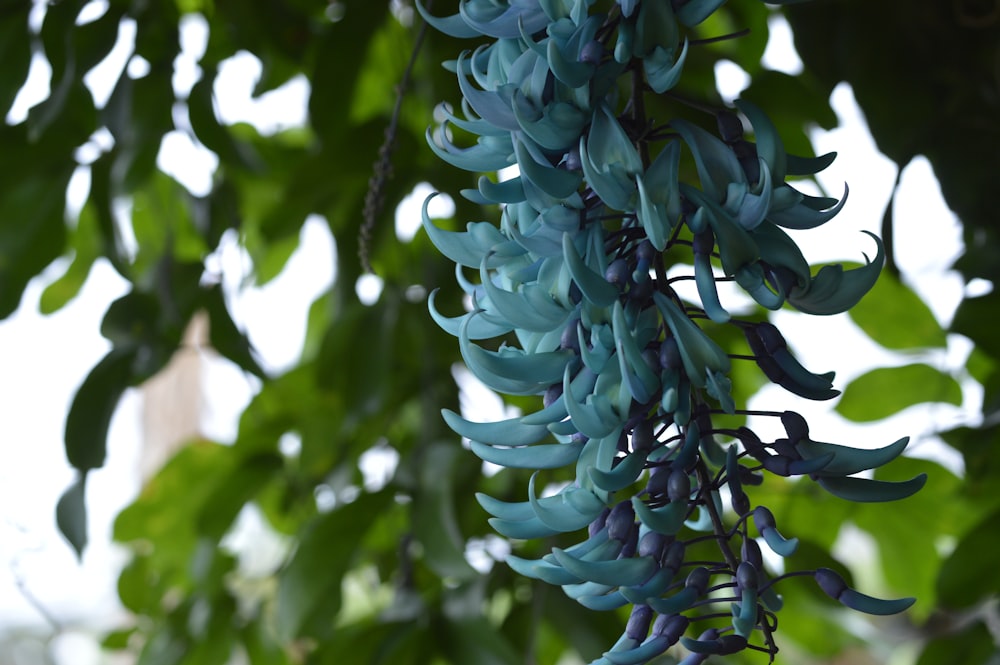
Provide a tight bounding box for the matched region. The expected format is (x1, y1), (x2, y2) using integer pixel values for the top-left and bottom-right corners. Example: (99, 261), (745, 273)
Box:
(314, 620), (428, 665)
(0, 5), (31, 118)
(56, 474), (88, 559)
(201, 284), (267, 378)
(951, 293), (1000, 359)
(936, 507), (1000, 609)
(40, 202), (102, 314)
(118, 554), (161, 615)
(196, 453), (281, 540)
(275, 490), (393, 641)
(849, 273), (947, 349)
(65, 347), (137, 471)
(436, 616), (522, 665)
(917, 621), (996, 665)
(940, 424), (1000, 500)
(101, 627), (138, 651)
(412, 442), (478, 581)
(115, 441), (236, 571)
(836, 364), (962, 422)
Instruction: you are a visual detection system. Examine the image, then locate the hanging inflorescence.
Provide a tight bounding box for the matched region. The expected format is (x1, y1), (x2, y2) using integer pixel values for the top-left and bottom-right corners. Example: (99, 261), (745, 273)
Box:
(419, 1), (924, 662)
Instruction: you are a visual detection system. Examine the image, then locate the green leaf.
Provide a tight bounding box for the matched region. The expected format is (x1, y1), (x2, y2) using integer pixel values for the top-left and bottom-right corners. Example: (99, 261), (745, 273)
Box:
(201, 284), (267, 378)
(275, 490), (393, 641)
(951, 293), (1000, 360)
(117, 555), (161, 615)
(939, 424), (1000, 499)
(412, 443), (478, 581)
(848, 273), (946, 349)
(0, 5), (31, 118)
(195, 453), (281, 540)
(114, 441), (235, 571)
(314, 620), (428, 665)
(917, 621), (996, 665)
(836, 364), (962, 422)
(65, 347), (137, 471)
(101, 627), (137, 651)
(40, 203), (102, 314)
(936, 507), (1000, 609)
(56, 474), (88, 559)
(436, 616), (522, 665)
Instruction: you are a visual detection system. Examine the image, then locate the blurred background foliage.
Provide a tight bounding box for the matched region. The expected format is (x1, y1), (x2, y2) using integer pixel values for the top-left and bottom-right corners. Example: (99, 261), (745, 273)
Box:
(1, 0), (998, 663)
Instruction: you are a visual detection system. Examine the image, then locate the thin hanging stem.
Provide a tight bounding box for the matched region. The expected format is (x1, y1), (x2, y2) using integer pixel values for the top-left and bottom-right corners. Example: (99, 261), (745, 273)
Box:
(359, 3), (433, 274)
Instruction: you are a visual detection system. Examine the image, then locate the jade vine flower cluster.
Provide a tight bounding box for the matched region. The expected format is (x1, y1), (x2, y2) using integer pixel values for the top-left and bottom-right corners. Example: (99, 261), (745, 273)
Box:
(419, 0), (923, 662)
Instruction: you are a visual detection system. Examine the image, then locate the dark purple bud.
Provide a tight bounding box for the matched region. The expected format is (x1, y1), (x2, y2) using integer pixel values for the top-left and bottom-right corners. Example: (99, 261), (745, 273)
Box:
(617, 430), (630, 453)
(731, 490), (751, 516)
(564, 146), (582, 171)
(716, 111), (744, 143)
(780, 410), (809, 443)
(632, 419), (655, 453)
(694, 628), (718, 642)
(685, 567), (710, 594)
(659, 337), (681, 370)
(605, 258), (630, 288)
(607, 501), (636, 542)
(628, 277), (655, 301)
(579, 39), (604, 64)
(736, 561), (758, 591)
(652, 613), (689, 642)
(619, 524), (639, 558)
(767, 265), (799, 295)
(752, 506), (776, 531)
(636, 239), (657, 265)
(681, 629), (749, 655)
(589, 507), (610, 536)
(647, 464), (670, 497)
(692, 230), (714, 256)
(638, 531), (668, 559)
(543, 383), (563, 408)
(814, 567), (848, 601)
(625, 604), (654, 641)
(641, 347), (660, 374)
(732, 139), (760, 184)
(560, 318), (581, 351)
(714, 635), (749, 655)
(662, 540), (685, 571)
(667, 468), (691, 502)
(757, 322), (787, 354)
(741, 538), (763, 569)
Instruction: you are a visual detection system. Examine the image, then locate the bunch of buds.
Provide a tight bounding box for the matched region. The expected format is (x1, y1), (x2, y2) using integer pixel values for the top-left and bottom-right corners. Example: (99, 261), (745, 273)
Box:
(420, 1), (922, 661)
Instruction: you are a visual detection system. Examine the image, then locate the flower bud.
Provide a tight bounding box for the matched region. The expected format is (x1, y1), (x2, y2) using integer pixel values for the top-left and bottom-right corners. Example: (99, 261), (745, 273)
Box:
(667, 468), (691, 502)
(736, 561), (758, 591)
(652, 613), (688, 641)
(607, 501), (636, 542)
(625, 604), (653, 641)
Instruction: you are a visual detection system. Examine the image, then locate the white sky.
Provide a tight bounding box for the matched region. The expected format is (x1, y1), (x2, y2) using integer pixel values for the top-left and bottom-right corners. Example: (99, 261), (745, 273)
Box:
(0, 5), (976, 664)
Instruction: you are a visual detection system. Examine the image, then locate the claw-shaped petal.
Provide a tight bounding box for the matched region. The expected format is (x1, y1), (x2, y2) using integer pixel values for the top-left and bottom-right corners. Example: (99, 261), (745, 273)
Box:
(814, 568), (916, 615)
(816, 473), (927, 503)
